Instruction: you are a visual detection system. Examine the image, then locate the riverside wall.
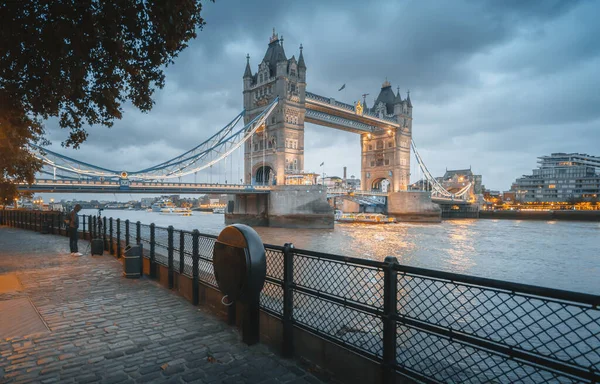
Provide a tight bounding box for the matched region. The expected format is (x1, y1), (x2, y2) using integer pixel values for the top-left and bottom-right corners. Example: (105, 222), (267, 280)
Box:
(480, 209), (600, 221)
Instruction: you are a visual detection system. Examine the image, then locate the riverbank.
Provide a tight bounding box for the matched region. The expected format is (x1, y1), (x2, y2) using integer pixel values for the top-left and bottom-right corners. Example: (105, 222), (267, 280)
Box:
(0, 227), (324, 383)
(479, 209), (600, 221)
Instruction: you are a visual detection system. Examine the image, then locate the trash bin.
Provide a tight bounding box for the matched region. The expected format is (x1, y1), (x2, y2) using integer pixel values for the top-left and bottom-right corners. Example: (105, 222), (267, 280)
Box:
(41, 220), (51, 234)
(91, 239), (104, 255)
(123, 244), (143, 278)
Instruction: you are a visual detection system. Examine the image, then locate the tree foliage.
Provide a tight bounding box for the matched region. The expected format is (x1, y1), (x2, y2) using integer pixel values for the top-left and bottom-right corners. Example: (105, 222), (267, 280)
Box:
(0, 0), (210, 199)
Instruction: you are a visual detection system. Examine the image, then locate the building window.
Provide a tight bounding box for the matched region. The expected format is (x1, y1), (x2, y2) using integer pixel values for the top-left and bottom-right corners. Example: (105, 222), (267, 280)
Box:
(290, 69), (296, 76)
(368, 145), (373, 151)
(294, 159), (298, 170)
(377, 140), (384, 150)
(385, 159), (390, 165)
(370, 161), (375, 167)
(548, 184), (556, 189)
(388, 141), (392, 148)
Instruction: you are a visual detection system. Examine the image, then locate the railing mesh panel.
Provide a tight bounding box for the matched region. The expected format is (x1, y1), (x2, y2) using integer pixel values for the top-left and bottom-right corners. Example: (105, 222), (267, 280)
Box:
(294, 291), (383, 358)
(396, 273), (600, 372)
(265, 246), (284, 282)
(154, 226), (169, 266)
(395, 324), (577, 384)
(294, 252), (384, 309)
(261, 280), (283, 317)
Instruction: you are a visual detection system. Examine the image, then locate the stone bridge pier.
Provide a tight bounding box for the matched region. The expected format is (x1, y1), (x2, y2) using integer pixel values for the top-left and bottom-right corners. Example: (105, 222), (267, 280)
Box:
(225, 185), (334, 228)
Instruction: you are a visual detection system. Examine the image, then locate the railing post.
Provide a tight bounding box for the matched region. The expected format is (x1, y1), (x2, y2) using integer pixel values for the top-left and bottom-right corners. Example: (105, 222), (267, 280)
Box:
(136, 221), (141, 244)
(179, 231), (185, 274)
(92, 215), (96, 239)
(167, 226), (174, 289)
(116, 218), (121, 258)
(382, 256), (399, 384)
(282, 243), (295, 358)
(103, 217), (108, 250)
(125, 219), (130, 247)
(150, 223), (156, 278)
(192, 230), (199, 305)
(109, 218), (114, 255)
(82, 215), (87, 240)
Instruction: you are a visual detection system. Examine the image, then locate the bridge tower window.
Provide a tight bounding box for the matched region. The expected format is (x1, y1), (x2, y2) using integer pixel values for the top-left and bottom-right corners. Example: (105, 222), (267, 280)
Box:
(388, 141), (393, 148)
(377, 140), (384, 150)
(368, 144), (373, 151)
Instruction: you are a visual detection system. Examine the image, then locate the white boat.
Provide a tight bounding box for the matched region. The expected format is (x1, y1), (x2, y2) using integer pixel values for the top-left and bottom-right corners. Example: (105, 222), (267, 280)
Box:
(160, 207), (193, 216)
(212, 207), (225, 214)
(152, 199), (175, 212)
(334, 210), (396, 224)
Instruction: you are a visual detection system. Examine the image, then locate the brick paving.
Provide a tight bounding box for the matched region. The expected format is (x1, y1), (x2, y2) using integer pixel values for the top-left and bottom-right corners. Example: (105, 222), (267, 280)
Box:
(0, 227), (324, 384)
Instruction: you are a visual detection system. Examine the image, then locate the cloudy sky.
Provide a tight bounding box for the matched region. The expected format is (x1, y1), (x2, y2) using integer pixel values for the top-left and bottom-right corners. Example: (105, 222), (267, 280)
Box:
(42, 0), (600, 200)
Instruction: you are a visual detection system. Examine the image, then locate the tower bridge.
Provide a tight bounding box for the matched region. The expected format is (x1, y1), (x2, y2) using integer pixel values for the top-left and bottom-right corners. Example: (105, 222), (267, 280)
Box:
(18, 29), (478, 226)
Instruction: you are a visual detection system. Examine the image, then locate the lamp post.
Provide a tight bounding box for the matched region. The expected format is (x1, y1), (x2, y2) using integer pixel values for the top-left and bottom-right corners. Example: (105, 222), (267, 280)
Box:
(320, 162), (325, 186)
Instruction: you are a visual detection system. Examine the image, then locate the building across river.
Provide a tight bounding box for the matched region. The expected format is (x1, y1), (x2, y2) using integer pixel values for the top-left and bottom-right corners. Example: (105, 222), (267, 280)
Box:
(512, 153), (600, 202)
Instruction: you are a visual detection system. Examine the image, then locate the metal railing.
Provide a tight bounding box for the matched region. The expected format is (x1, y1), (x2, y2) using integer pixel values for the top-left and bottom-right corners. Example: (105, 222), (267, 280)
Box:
(2, 209), (598, 384)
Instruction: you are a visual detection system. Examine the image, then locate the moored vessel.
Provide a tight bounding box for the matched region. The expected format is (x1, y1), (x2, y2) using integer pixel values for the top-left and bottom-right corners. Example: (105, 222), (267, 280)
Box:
(334, 210), (396, 224)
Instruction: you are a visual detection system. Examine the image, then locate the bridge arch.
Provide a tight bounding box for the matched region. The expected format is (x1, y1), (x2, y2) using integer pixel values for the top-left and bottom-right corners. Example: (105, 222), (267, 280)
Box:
(371, 178), (391, 193)
(254, 164), (275, 185)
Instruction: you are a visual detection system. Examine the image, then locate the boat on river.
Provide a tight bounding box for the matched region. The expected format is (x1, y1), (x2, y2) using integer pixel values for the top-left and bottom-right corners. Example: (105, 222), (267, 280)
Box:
(334, 211), (396, 224)
(212, 207), (225, 214)
(159, 207), (193, 216)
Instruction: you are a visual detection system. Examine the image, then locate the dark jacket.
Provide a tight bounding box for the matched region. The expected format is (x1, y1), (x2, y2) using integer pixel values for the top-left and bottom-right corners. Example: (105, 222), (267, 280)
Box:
(69, 210), (79, 229)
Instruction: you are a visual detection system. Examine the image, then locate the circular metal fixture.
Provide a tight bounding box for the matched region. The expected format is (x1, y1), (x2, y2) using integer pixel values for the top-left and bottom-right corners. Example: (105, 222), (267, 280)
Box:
(213, 224), (266, 302)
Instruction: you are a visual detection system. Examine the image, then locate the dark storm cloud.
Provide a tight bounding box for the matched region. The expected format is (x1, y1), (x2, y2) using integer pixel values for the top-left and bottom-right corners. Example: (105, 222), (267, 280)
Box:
(42, 0), (600, 191)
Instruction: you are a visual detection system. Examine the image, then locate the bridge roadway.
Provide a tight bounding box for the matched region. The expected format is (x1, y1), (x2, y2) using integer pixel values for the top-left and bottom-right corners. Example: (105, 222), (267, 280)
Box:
(23, 180), (471, 206)
(20, 179), (272, 194)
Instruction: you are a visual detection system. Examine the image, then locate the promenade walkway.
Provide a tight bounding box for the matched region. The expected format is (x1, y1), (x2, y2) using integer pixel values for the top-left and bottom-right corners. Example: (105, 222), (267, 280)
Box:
(0, 227), (324, 384)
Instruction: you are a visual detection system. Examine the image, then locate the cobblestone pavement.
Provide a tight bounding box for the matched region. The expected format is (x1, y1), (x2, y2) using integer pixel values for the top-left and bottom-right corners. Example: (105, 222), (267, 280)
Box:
(0, 227), (325, 384)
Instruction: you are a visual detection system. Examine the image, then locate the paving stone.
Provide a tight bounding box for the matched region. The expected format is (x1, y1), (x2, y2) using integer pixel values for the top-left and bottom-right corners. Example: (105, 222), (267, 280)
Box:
(104, 351), (124, 359)
(103, 372), (129, 384)
(182, 370), (206, 383)
(0, 228), (325, 384)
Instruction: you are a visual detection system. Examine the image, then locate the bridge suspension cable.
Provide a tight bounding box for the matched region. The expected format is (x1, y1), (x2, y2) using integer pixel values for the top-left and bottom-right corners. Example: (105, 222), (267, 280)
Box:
(410, 139), (470, 201)
(32, 99), (279, 182)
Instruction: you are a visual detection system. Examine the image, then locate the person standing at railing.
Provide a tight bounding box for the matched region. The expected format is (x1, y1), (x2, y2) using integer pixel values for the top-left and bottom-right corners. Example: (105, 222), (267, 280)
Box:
(67, 204), (82, 256)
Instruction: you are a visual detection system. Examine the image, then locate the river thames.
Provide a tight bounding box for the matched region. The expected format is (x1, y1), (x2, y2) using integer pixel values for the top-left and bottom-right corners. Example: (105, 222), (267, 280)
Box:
(81, 209), (599, 295)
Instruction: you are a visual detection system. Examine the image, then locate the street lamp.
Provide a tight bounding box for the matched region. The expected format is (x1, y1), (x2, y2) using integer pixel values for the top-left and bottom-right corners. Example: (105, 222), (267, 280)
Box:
(320, 162), (325, 186)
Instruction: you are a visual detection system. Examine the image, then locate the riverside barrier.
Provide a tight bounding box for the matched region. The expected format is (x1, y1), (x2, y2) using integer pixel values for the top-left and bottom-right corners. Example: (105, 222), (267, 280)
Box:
(2, 209), (599, 384)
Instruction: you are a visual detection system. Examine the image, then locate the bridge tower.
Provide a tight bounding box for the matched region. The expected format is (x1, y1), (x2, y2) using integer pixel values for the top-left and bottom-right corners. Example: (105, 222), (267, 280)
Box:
(361, 81), (413, 192)
(243, 29), (306, 186)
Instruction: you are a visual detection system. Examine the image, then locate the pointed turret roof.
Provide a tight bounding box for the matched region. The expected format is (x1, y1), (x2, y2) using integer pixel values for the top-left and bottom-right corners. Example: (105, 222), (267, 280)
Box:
(262, 29), (287, 76)
(406, 90), (412, 108)
(243, 54), (252, 78)
(394, 86), (403, 104)
(298, 44), (306, 69)
(373, 79), (396, 114)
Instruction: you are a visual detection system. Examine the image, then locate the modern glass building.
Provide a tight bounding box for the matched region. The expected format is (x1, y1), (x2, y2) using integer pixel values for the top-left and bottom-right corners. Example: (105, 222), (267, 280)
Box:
(511, 153), (600, 202)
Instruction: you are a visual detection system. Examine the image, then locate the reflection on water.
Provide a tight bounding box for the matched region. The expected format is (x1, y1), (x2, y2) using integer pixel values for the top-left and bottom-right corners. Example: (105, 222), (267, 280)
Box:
(82, 209), (600, 294)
